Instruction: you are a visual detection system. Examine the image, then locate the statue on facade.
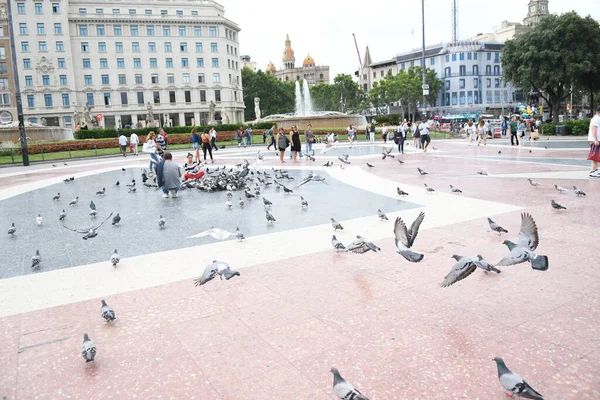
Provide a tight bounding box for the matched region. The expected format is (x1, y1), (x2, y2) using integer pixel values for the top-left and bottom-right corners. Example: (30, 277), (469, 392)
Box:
(222, 109), (230, 124)
(83, 102), (98, 126)
(146, 102), (154, 123)
(254, 97), (261, 121)
(0, 5), (7, 18)
(209, 101), (216, 122)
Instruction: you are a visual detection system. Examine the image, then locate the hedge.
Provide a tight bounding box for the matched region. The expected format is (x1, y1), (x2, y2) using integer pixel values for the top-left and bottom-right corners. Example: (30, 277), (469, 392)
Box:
(540, 119), (590, 136)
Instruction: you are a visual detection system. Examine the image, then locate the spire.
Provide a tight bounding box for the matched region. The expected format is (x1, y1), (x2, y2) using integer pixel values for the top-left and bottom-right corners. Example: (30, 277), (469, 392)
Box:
(282, 34), (295, 69)
(363, 46), (372, 68)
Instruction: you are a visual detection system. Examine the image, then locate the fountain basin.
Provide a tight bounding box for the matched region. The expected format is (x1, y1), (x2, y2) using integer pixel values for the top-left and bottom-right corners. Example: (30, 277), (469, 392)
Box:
(0, 127), (74, 143)
(262, 114), (367, 131)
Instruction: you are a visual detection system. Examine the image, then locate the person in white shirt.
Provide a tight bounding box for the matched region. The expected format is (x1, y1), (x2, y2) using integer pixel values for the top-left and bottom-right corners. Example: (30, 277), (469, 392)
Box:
(130, 132), (139, 156)
(382, 126), (388, 143)
(588, 105), (600, 178)
(418, 120), (431, 152)
(118, 134), (128, 157)
(209, 127), (218, 151)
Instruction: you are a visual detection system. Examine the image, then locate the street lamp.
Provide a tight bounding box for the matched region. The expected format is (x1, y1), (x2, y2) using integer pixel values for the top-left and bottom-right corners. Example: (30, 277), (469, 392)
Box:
(421, 0), (428, 116)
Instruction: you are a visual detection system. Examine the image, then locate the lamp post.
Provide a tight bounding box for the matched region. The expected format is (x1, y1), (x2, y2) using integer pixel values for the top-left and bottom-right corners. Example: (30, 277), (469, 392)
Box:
(421, 0), (429, 119)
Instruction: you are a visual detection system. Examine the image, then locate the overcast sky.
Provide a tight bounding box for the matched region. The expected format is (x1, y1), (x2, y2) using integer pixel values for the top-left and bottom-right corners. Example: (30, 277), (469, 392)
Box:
(222, 0), (600, 79)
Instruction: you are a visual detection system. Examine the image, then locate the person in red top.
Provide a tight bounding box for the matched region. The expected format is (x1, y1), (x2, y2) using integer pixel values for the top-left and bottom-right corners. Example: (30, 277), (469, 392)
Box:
(182, 153), (205, 181)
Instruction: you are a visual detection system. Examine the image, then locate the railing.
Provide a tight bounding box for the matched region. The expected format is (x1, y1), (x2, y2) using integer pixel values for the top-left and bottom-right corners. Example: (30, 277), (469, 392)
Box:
(0, 144), (105, 165)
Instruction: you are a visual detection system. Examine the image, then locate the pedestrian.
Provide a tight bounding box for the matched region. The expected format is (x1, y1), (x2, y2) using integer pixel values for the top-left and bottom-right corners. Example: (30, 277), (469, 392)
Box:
(413, 122), (421, 148)
(144, 131), (161, 175)
(210, 127), (218, 151)
(182, 153), (205, 181)
(419, 119), (431, 152)
(394, 123), (406, 153)
(290, 125), (302, 162)
(266, 125), (277, 151)
(501, 117), (508, 137)
(130, 131), (139, 155)
(201, 128), (213, 163)
(118, 133), (128, 157)
(369, 122), (376, 143)
(484, 119), (491, 139)
(509, 116), (519, 146)
(465, 119), (476, 145)
(517, 118), (526, 143)
(477, 119), (487, 145)
(190, 128), (201, 162)
(530, 122), (539, 140)
(156, 129), (166, 156)
(382, 125), (388, 143)
(289, 125), (302, 159)
(587, 105), (600, 178)
(304, 124), (315, 156)
(162, 129), (168, 149)
(347, 124), (355, 144)
(245, 127), (252, 146)
(277, 128), (289, 164)
(157, 152), (181, 198)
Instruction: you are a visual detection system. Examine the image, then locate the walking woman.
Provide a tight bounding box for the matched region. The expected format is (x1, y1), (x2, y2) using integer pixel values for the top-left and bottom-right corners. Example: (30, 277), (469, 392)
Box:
(394, 123), (406, 153)
(210, 127), (218, 151)
(464, 119), (476, 145)
(145, 131), (162, 175)
(477, 119), (487, 145)
(190, 128), (201, 162)
(277, 128), (289, 164)
(290, 125), (301, 162)
(201, 128), (214, 163)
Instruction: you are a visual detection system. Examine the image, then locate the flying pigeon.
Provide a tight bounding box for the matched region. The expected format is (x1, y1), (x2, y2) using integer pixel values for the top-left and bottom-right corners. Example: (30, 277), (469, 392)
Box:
(323, 161), (333, 167)
(128, 187), (136, 193)
(551, 200), (566, 210)
(488, 218), (508, 233)
(527, 179), (539, 187)
(417, 167), (428, 175)
(377, 209), (388, 221)
(110, 249), (120, 267)
(340, 165), (345, 170)
(283, 186), (293, 194)
(393, 212), (425, 262)
(8, 222), (16, 235)
(345, 235), (380, 254)
(493, 357), (544, 400)
(497, 213), (549, 271)
(554, 184), (568, 193)
(397, 187), (409, 196)
(63, 212), (114, 240)
(440, 255), (500, 287)
(59, 209), (67, 221)
(191, 227), (236, 240)
(307, 154), (315, 161)
(226, 191), (233, 198)
(450, 185), (462, 193)
(235, 227), (245, 241)
(31, 250), (42, 268)
(477, 170), (489, 176)
(69, 196), (79, 206)
(96, 188), (105, 195)
(331, 218), (343, 231)
(338, 156), (351, 164)
(111, 213), (121, 226)
(424, 183), (435, 192)
(89, 210), (98, 218)
(35, 214), (43, 226)
(366, 163), (375, 168)
(331, 235), (346, 251)
(573, 186), (586, 196)
(301, 196), (308, 208)
(53, 193), (61, 201)
(158, 215), (166, 229)
(330, 367), (370, 400)
(100, 300), (116, 322)
(216, 262), (241, 280)
(194, 260), (239, 286)
(265, 211), (276, 224)
(81, 333), (96, 363)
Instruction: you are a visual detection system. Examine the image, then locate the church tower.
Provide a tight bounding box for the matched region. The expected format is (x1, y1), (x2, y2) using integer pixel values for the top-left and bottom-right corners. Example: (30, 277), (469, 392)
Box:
(282, 34), (296, 70)
(523, 0), (549, 26)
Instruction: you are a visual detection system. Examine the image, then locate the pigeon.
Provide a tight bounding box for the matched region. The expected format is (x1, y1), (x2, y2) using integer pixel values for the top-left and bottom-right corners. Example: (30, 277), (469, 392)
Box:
(235, 227), (245, 241)
(477, 170), (489, 176)
(554, 184), (568, 193)
(283, 186), (293, 194)
(331, 218), (343, 231)
(263, 197), (273, 208)
(551, 200), (566, 210)
(111, 213), (121, 226)
(417, 167), (428, 175)
(366, 163), (375, 168)
(100, 300), (116, 322)
(52, 164), (57, 167)
(115, 181), (120, 186)
(493, 357), (544, 400)
(393, 212), (425, 262)
(498, 150), (502, 154)
(338, 156), (351, 165)
(488, 217), (508, 233)
(194, 260), (239, 286)
(475, 255), (501, 274)
(527, 179), (539, 187)
(244, 190), (255, 199)
(397, 187), (409, 196)
(35, 214), (43, 226)
(89, 210), (98, 218)
(440, 255), (500, 287)
(216, 262), (241, 280)
(121, 168), (126, 171)
(53, 193), (61, 201)
(31, 250), (42, 268)
(265, 211), (276, 224)
(59, 209), (67, 221)
(89, 200), (96, 211)
(330, 367), (370, 400)
(226, 191), (233, 198)
(397, 159), (404, 164)
(323, 161), (333, 167)
(191, 227), (236, 240)
(158, 215), (166, 229)
(424, 183), (435, 192)
(331, 235), (346, 251)
(126, 180), (136, 188)
(339, 165), (345, 170)
(497, 213), (549, 271)
(238, 198), (245, 207)
(128, 187), (136, 193)
(110, 249), (120, 267)
(81, 333), (96, 363)
(345, 235), (380, 254)
(301, 196), (308, 208)
(96, 188), (105, 195)
(377, 209), (388, 221)
(63, 212), (114, 240)
(8, 223), (16, 235)
(573, 186), (586, 196)
(69, 196), (79, 206)
(307, 154), (316, 162)
(450, 185), (462, 193)
(225, 199), (233, 208)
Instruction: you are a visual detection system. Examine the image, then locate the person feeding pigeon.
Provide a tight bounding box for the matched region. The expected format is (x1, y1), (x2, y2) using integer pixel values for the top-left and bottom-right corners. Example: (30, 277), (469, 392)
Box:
(182, 153), (205, 181)
(157, 152), (181, 198)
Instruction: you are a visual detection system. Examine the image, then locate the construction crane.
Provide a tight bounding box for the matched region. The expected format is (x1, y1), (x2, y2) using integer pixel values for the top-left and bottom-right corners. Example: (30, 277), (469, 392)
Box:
(452, 0), (458, 42)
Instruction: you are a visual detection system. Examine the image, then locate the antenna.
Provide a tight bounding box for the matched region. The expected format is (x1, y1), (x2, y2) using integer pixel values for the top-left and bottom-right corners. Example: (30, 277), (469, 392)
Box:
(452, 0), (458, 42)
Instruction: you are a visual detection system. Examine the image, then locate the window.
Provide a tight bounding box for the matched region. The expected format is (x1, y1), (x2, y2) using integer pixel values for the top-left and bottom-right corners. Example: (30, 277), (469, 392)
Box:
(147, 26), (155, 36)
(100, 58), (108, 68)
(44, 94), (53, 107)
(149, 42), (156, 52)
(486, 65), (492, 75)
(87, 93), (94, 105)
(192, 11), (198, 16)
(80, 42), (89, 52)
(62, 93), (69, 106)
(121, 92), (128, 104)
(494, 65), (500, 76)
(181, 58), (189, 67)
(459, 65), (466, 76)
(176, 10), (183, 16)
(495, 78), (500, 88)
(135, 74), (143, 84)
(84, 75), (92, 85)
(213, 73), (220, 82)
(42, 75), (50, 86)
(179, 26), (186, 36)
(452, 53), (457, 61)
(132, 42), (140, 52)
(166, 58), (173, 68)
(474, 52), (478, 60)
(151, 74), (158, 84)
(54, 23), (62, 35)
(98, 42), (106, 52)
(145, 9), (152, 15)
(21, 42), (29, 52)
(18, 3), (25, 14)
(19, 23), (28, 35)
(467, 52), (472, 60)
(196, 43), (203, 52)
(112, 9), (120, 14)
(167, 73), (175, 83)
(486, 78), (491, 88)
(115, 42), (123, 52)
(39, 41), (47, 51)
(97, 25), (105, 36)
(198, 73), (205, 83)
(185, 90), (191, 103)
(541, 4), (546, 11)
(134, 58), (141, 68)
(56, 41), (64, 52)
(486, 90), (493, 104)
(445, 54), (449, 62)
(101, 74), (109, 85)
(169, 91), (176, 104)
(444, 67), (451, 78)
(24, 58), (31, 68)
(117, 58), (125, 68)
(131, 25), (139, 36)
(104, 93), (111, 105)
(451, 92), (457, 105)
(161, 10), (167, 15)
(459, 79), (465, 89)
(459, 91), (466, 105)
(530, 5), (536, 12)
(212, 58), (219, 67)
(445, 80), (450, 90)
(79, 25), (88, 36)
(96, 9), (103, 14)
(444, 93), (450, 106)
(129, 9), (136, 15)
(215, 90), (221, 102)
(210, 43), (217, 52)
(209, 27), (217, 37)
(473, 78), (479, 88)
(114, 25), (122, 36)
(163, 26), (171, 36)
(164, 42), (172, 52)
(473, 65), (479, 75)
(194, 27), (201, 37)
(27, 95), (34, 108)
(35, 3), (43, 14)
(467, 91), (473, 105)
(79, 7), (86, 14)
(430, 57), (435, 65)
(183, 73), (190, 83)
(57, 58), (65, 68)
(180, 42), (187, 52)
(459, 52), (464, 61)
(153, 91), (160, 103)
(137, 92), (144, 104)
(37, 23), (45, 35)
(487, 52), (491, 61)
(25, 76), (33, 86)
(200, 90), (206, 102)
(150, 58), (157, 68)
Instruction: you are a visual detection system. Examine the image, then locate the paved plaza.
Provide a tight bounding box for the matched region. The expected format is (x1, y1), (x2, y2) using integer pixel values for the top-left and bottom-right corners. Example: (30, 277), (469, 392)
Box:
(0, 137), (598, 399)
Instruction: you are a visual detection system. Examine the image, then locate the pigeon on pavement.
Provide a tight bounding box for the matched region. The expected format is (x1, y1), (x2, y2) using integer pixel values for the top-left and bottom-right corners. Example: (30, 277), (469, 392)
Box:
(424, 183), (435, 192)
(398, 159), (404, 164)
(89, 209), (98, 218)
(115, 181), (120, 186)
(100, 300), (116, 322)
(36, 214), (43, 226)
(283, 185), (294, 194)
(397, 187), (409, 196)
(573, 186), (586, 196)
(225, 199), (233, 208)
(89, 200), (96, 211)
(554, 184), (568, 193)
(110, 250), (120, 267)
(301, 196), (308, 208)
(366, 163), (375, 168)
(235, 227), (245, 241)
(265, 211), (276, 224)
(331, 235), (346, 251)
(111, 213), (121, 226)
(59, 209), (67, 221)
(345, 235), (380, 254)
(417, 167), (428, 175)
(331, 218), (344, 231)
(8, 223), (16, 235)
(477, 170), (489, 176)
(158, 215), (166, 229)
(96, 188), (105, 195)
(330, 367), (370, 400)
(263, 197), (273, 208)
(377, 209), (388, 221)
(497, 213), (549, 271)
(31, 250), (41, 268)
(393, 212), (425, 262)
(493, 357), (544, 400)
(81, 333), (96, 363)
(238, 198), (245, 207)
(551, 200), (566, 210)
(527, 179), (539, 187)
(323, 161), (333, 167)
(450, 185), (462, 193)
(488, 218), (508, 233)
(53, 193), (61, 201)
(69, 196), (79, 206)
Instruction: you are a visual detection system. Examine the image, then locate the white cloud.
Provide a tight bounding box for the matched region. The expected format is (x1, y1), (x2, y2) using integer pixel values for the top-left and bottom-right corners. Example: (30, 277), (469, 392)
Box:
(221, 0), (600, 79)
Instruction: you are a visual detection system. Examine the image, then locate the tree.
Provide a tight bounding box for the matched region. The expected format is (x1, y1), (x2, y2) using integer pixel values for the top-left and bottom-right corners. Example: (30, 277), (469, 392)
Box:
(309, 74), (364, 113)
(241, 67), (295, 121)
(502, 11), (600, 122)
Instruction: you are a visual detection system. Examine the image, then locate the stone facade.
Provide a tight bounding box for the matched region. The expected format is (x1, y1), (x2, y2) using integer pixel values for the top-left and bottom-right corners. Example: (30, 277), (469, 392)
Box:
(9, 0), (245, 129)
(266, 35), (329, 86)
(0, 0), (17, 124)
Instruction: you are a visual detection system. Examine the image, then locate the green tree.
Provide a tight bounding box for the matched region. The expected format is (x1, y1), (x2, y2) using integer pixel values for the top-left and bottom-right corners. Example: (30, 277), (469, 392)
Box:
(241, 67), (295, 121)
(502, 11), (600, 122)
(309, 74), (363, 113)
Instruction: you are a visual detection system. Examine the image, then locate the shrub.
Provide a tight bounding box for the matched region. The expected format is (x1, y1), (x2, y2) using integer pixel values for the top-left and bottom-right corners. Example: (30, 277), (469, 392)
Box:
(373, 114), (401, 125)
(541, 119), (589, 136)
